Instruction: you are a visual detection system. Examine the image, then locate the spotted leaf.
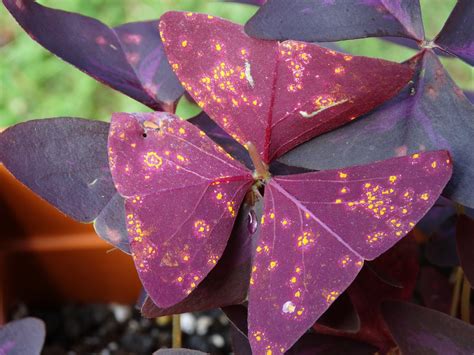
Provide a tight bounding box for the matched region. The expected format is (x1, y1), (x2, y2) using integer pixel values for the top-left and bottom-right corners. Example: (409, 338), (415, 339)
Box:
(279, 50), (474, 208)
(248, 151), (452, 354)
(3, 0), (184, 111)
(434, 0), (474, 66)
(108, 112), (253, 308)
(141, 201), (261, 317)
(245, 0), (425, 43)
(159, 11), (413, 163)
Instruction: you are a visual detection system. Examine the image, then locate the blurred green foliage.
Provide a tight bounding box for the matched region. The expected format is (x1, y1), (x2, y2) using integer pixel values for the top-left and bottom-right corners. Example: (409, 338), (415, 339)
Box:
(0, 0), (472, 128)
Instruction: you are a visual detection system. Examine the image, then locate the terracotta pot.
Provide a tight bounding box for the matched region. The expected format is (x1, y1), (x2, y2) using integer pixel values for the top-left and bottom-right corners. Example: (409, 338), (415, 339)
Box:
(0, 166), (141, 324)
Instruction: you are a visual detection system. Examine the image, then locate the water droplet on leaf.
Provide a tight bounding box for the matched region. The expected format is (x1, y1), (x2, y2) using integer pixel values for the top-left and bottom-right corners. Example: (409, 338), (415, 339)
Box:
(247, 209), (258, 234)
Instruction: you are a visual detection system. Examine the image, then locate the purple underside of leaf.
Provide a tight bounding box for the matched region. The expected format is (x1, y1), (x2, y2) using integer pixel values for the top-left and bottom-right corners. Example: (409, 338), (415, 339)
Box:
(0, 318), (45, 355)
(3, 0), (184, 111)
(108, 112), (253, 308)
(159, 11), (414, 163)
(141, 200), (260, 317)
(0, 117), (131, 252)
(244, 0), (424, 43)
(434, 0), (474, 66)
(279, 49), (474, 209)
(382, 301), (474, 354)
(247, 151), (451, 354)
(0, 118), (115, 222)
(456, 214), (474, 285)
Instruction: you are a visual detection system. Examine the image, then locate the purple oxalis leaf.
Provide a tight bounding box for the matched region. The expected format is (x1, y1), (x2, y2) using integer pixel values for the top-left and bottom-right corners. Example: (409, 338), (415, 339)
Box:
(3, 0), (184, 111)
(279, 49), (474, 208)
(0, 118), (130, 253)
(108, 112), (253, 308)
(245, 0), (425, 43)
(141, 200), (261, 317)
(434, 0), (474, 66)
(382, 301), (474, 354)
(0, 318), (45, 355)
(248, 151), (451, 353)
(159, 11), (414, 163)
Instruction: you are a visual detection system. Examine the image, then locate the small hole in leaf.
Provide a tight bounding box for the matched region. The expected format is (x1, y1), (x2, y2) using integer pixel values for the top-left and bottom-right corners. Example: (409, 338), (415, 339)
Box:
(142, 133), (147, 138)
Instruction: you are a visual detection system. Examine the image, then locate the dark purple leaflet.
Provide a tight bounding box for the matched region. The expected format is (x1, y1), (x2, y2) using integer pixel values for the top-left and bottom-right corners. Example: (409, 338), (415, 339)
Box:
(382, 301), (474, 354)
(3, 0), (184, 111)
(0, 117), (131, 252)
(248, 151), (451, 353)
(434, 0), (474, 66)
(160, 11), (413, 163)
(108, 112), (253, 308)
(244, 0), (425, 43)
(279, 49), (474, 208)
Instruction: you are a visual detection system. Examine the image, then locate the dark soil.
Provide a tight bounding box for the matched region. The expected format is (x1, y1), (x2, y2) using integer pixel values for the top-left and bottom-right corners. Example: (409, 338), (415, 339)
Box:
(9, 303), (232, 354)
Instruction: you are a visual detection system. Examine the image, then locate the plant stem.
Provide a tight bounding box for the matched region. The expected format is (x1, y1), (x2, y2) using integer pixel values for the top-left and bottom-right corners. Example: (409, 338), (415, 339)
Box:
(246, 142), (270, 181)
(450, 267), (463, 317)
(461, 276), (471, 323)
(172, 314), (182, 348)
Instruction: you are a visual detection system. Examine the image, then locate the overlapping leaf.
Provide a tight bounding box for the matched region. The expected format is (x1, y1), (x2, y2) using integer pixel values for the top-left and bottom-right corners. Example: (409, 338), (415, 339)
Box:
(280, 49), (474, 208)
(3, 0), (184, 111)
(159, 11), (413, 163)
(244, 0), (425, 43)
(0, 318), (45, 355)
(382, 301), (474, 354)
(108, 112), (253, 308)
(247, 151), (451, 353)
(434, 0), (474, 66)
(0, 117), (131, 252)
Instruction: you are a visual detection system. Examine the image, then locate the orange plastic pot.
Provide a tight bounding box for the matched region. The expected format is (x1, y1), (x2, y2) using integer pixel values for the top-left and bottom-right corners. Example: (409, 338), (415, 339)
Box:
(0, 166), (141, 324)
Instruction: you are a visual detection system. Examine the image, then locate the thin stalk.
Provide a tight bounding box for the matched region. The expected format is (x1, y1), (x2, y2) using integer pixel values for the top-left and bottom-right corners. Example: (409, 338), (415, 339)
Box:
(450, 267), (463, 317)
(461, 276), (471, 323)
(172, 314), (182, 348)
(246, 142), (270, 181)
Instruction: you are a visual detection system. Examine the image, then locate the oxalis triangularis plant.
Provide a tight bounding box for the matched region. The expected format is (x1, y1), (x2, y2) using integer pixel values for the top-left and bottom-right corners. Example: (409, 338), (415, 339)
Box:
(1, 0), (474, 354)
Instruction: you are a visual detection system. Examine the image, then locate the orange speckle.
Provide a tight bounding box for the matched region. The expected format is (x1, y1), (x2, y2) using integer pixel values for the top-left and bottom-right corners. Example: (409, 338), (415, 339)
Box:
(420, 193), (429, 201)
(339, 172), (347, 179)
(215, 43), (222, 51)
(181, 40), (188, 47)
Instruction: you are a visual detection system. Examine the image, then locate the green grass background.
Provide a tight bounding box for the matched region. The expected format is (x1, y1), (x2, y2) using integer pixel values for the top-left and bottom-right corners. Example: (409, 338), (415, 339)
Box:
(0, 0), (472, 128)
